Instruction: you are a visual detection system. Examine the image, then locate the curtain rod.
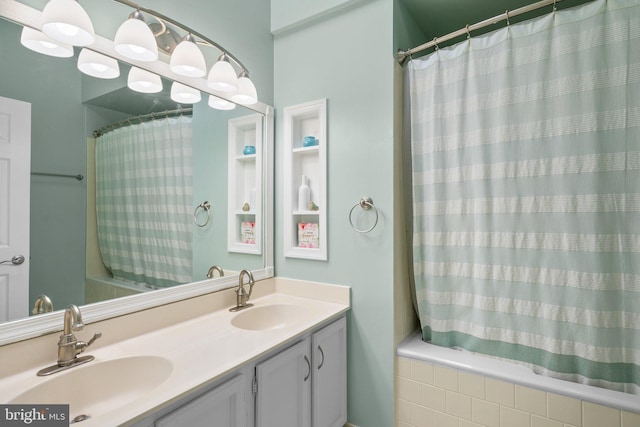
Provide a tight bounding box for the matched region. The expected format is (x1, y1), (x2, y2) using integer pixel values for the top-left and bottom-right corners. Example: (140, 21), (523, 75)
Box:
(31, 172), (84, 181)
(397, 0), (564, 64)
(93, 107), (193, 138)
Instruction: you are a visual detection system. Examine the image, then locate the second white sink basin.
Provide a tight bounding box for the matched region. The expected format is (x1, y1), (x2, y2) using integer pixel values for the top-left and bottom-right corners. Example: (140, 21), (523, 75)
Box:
(10, 355), (172, 421)
(231, 304), (309, 331)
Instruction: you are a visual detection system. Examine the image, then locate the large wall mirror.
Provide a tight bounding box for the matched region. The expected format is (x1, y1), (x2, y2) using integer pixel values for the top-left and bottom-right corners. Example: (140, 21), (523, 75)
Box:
(0, 0), (274, 344)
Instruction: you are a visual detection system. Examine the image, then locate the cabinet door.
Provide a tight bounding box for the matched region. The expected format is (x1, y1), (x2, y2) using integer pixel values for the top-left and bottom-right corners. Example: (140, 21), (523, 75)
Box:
(255, 338), (311, 427)
(312, 317), (347, 427)
(155, 374), (247, 427)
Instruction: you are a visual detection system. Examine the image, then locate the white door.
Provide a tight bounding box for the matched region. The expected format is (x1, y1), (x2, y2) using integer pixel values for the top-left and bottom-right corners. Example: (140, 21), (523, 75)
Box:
(0, 96), (31, 322)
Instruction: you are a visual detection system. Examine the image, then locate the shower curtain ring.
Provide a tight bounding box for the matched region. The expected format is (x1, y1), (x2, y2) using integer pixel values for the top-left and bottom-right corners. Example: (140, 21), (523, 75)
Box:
(552, 0), (557, 11)
(466, 24), (471, 39)
(432, 37), (439, 51)
(505, 10), (510, 26)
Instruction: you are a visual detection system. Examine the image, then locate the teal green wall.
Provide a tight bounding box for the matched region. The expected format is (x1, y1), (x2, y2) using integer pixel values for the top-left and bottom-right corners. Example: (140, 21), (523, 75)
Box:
(273, 1), (396, 425)
(0, 19), (87, 310)
(394, 0), (427, 54)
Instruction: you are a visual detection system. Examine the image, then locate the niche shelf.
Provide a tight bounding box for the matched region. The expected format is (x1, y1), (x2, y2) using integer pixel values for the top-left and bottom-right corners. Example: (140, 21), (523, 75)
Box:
(228, 114), (262, 254)
(283, 99), (327, 260)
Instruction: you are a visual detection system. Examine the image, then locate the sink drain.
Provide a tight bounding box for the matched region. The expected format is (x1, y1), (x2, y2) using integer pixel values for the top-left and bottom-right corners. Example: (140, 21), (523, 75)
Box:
(71, 414), (91, 424)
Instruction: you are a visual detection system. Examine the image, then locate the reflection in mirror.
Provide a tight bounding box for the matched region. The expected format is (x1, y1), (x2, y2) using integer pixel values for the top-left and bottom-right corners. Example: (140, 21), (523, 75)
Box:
(0, 9), (269, 327)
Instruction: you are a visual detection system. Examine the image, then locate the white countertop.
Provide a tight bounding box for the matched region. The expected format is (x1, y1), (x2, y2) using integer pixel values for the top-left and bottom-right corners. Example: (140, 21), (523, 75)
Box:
(0, 280), (350, 426)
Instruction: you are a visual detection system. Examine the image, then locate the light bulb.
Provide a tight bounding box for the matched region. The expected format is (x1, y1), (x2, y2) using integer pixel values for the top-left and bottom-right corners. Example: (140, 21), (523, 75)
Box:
(170, 82), (201, 104)
(77, 48), (120, 79)
(208, 95), (235, 111)
(128, 67), (162, 93)
(230, 71), (258, 105)
(41, 0), (95, 46)
(207, 54), (238, 92)
(170, 35), (206, 77)
(114, 11), (158, 62)
(20, 26), (73, 57)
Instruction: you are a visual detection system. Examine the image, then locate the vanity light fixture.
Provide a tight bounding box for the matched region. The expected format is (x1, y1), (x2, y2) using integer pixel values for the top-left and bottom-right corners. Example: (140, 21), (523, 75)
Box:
(114, 10), (158, 62)
(208, 94), (235, 111)
(40, 0), (95, 46)
(207, 53), (238, 92)
(77, 49), (120, 79)
(20, 27), (73, 58)
(128, 67), (162, 93)
(170, 34), (206, 77)
(170, 82), (201, 104)
(230, 70), (258, 105)
(32, 0), (259, 104)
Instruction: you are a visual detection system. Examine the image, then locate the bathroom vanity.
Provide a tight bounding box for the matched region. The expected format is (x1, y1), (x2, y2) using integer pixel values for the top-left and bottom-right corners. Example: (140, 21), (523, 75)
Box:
(0, 278), (349, 427)
(139, 316), (346, 427)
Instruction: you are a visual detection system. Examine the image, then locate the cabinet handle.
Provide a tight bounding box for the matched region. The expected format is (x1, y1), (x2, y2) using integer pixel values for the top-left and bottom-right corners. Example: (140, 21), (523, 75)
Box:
(304, 355), (311, 381)
(317, 345), (325, 370)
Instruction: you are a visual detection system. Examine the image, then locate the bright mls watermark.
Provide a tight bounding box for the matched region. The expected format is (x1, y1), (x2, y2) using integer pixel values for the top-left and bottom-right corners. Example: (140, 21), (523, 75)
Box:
(0, 405), (68, 426)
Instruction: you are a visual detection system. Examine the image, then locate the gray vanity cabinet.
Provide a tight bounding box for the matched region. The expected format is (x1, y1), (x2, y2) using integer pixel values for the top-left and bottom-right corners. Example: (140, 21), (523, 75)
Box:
(254, 316), (346, 427)
(132, 315), (346, 427)
(311, 316), (347, 427)
(154, 374), (248, 427)
(254, 338), (312, 427)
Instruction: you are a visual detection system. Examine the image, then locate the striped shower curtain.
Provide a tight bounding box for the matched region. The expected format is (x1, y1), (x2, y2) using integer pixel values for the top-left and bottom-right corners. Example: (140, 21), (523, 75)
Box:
(96, 116), (193, 288)
(409, 0), (639, 394)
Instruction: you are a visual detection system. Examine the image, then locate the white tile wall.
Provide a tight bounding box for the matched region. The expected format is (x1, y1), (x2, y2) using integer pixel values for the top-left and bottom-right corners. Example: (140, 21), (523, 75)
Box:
(395, 357), (640, 427)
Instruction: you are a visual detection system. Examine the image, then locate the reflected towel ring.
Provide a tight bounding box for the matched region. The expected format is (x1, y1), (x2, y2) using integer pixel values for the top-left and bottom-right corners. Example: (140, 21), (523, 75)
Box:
(349, 197), (379, 233)
(193, 201), (211, 227)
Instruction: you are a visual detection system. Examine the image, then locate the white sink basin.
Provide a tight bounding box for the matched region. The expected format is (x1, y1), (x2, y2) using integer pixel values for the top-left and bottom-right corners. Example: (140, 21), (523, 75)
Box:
(10, 356), (172, 421)
(231, 304), (309, 331)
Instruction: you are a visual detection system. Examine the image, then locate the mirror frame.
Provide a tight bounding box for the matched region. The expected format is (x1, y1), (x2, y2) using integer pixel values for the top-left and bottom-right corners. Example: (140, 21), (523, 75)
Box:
(0, 0), (275, 345)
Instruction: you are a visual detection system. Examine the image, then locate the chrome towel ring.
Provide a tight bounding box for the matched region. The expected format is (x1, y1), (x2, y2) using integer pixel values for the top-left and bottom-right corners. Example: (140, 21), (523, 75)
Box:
(193, 201), (211, 227)
(349, 197), (379, 233)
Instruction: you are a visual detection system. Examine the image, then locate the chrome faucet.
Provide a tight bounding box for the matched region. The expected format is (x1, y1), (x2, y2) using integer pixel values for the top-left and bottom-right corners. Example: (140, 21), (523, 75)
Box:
(207, 265), (224, 278)
(230, 269), (255, 311)
(37, 305), (102, 376)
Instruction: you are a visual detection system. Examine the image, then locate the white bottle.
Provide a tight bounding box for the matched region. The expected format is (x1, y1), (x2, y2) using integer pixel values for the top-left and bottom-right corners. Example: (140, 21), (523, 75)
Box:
(298, 175), (311, 211)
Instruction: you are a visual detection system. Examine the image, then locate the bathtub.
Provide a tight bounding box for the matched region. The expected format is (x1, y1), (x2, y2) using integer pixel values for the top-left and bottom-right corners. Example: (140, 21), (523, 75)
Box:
(85, 275), (153, 304)
(397, 331), (639, 415)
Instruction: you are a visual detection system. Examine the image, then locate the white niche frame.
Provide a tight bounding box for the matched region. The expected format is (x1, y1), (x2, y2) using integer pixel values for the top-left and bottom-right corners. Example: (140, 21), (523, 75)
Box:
(228, 114), (263, 254)
(283, 99), (327, 260)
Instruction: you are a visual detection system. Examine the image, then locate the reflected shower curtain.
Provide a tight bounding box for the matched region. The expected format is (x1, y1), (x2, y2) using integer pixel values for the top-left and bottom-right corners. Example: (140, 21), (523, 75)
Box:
(409, 0), (640, 393)
(96, 116), (193, 288)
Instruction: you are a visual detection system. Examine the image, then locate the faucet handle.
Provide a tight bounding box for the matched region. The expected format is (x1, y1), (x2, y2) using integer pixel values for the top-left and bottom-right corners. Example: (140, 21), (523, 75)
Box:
(76, 332), (102, 356)
(86, 332), (102, 347)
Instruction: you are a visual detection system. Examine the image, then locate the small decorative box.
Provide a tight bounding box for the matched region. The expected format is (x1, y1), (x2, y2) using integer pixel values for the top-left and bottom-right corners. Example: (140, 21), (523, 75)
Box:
(298, 223), (319, 248)
(241, 221), (256, 244)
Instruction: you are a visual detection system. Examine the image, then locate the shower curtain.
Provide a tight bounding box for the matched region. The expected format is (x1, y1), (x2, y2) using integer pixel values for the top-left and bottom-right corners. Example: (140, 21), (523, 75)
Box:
(408, 0), (639, 394)
(96, 116), (193, 288)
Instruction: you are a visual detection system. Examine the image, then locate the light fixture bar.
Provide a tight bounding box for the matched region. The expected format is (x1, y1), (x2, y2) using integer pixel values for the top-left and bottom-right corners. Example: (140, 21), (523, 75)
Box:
(2, 0), (271, 115)
(111, 0), (249, 74)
